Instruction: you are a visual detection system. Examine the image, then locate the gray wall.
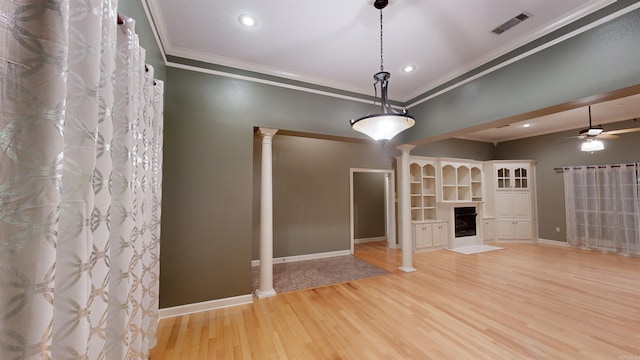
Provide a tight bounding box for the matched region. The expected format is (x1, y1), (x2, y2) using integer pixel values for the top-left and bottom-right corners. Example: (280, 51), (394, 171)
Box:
(494, 118), (640, 242)
(412, 138), (496, 160)
(353, 172), (386, 239)
(252, 135), (396, 260)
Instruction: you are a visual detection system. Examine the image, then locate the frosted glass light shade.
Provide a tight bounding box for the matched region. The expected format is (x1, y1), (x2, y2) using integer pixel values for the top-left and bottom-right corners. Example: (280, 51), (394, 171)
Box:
(581, 139), (604, 152)
(350, 114), (415, 141)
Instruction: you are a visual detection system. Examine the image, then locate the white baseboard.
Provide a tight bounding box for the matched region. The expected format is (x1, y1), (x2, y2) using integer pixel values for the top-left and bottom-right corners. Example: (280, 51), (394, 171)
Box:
(158, 294), (253, 319)
(354, 236), (386, 244)
(537, 238), (570, 247)
(492, 239), (536, 244)
(251, 249), (351, 267)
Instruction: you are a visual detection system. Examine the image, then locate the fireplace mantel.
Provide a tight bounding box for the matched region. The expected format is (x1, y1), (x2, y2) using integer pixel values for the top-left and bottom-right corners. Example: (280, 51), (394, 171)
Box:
(437, 201), (483, 207)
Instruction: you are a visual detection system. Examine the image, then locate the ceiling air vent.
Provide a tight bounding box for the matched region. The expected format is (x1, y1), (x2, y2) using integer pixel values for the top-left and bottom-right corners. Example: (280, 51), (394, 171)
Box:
(492, 12), (532, 35)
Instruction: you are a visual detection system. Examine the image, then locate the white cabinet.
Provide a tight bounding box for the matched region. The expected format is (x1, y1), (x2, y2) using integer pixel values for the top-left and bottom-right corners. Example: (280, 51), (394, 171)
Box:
(497, 219), (531, 240)
(414, 221), (448, 251)
(482, 218), (496, 242)
(414, 223), (433, 248)
(432, 222), (449, 247)
(493, 162), (535, 242)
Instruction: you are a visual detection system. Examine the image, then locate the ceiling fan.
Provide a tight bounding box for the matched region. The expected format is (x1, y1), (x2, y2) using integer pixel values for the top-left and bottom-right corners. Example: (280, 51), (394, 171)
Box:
(578, 105), (640, 141)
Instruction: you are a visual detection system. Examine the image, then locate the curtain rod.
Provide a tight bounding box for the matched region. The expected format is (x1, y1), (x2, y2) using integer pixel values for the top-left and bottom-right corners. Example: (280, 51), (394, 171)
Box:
(554, 163), (639, 172)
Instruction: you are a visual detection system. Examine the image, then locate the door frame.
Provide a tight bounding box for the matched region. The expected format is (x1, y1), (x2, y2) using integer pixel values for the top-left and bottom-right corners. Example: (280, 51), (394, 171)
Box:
(349, 168), (397, 254)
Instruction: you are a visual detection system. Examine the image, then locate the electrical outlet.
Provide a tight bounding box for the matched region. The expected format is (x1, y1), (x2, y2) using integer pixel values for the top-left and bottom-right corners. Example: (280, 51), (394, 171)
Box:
(555, 227), (561, 232)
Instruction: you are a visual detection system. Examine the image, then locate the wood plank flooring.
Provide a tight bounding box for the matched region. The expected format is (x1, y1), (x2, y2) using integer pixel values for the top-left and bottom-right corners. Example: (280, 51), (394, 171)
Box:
(150, 243), (640, 359)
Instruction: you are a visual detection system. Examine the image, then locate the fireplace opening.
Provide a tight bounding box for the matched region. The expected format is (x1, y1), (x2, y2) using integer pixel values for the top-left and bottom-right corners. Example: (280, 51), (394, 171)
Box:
(454, 207), (477, 238)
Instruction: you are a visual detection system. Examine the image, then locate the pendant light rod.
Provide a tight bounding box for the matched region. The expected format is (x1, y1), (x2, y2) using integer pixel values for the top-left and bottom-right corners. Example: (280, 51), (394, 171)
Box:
(379, 8), (384, 71)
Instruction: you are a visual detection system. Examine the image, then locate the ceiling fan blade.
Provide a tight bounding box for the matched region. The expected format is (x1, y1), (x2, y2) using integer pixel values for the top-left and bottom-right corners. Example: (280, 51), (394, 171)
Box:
(597, 133), (620, 140)
(604, 127), (640, 135)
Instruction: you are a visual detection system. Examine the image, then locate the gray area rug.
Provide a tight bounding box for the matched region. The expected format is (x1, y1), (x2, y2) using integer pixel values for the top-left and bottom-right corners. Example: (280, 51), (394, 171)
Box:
(252, 256), (389, 293)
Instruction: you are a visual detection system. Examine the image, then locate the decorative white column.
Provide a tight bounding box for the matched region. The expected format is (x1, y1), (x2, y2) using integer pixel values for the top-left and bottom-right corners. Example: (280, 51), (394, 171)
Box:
(256, 128), (278, 299)
(396, 144), (417, 273)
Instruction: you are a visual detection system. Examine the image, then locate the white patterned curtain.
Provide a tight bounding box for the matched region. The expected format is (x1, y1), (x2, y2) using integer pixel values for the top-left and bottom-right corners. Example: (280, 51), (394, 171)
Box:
(0, 1), (163, 359)
(563, 164), (640, 255)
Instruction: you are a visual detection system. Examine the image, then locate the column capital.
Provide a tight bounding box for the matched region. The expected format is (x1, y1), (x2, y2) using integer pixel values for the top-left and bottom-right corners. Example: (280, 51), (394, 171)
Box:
(395, 144), (416, 153)
(259, 128), (278, 137)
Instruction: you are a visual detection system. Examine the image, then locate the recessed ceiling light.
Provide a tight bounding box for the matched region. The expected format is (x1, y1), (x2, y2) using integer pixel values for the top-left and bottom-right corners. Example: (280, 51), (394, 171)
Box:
(402, 65), (416, 73)
(238, 14), (257, 27)
(522, 123), (531, 128)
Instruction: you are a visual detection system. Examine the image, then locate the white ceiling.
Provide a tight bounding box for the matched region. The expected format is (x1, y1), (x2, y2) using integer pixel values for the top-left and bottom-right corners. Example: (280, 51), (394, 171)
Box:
(149, 0), (639, 142)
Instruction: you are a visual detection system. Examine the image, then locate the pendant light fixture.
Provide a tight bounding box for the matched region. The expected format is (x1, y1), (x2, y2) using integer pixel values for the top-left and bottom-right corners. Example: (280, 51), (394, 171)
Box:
(349, 0), (415, 144)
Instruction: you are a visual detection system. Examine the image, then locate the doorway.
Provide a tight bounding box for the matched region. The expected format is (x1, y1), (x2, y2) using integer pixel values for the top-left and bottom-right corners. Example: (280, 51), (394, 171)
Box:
(349, 168), (396, 254)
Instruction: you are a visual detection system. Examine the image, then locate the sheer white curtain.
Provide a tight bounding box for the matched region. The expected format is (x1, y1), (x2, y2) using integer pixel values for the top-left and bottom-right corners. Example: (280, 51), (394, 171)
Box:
(0, 1), (163, 359)
(563, 164), (640, 255)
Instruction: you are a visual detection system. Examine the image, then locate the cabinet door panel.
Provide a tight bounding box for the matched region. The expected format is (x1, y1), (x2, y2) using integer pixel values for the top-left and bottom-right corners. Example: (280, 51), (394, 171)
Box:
(495, 192), (513, 218)
(511, 192), (531, 219)
(433, 223), (449, 246)
(514, 220), (531, 239)
(415, 224), (433, 248)
(497, 220), (514, 240)
(482, 219), (495, 242)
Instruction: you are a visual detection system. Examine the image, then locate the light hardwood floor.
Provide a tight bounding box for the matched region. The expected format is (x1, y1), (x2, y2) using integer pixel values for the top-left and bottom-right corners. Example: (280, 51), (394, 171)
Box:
(151, 242), (640, 359)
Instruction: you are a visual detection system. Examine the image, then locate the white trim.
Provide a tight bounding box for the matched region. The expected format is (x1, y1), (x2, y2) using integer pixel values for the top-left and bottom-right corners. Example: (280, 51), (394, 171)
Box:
(168, 47), (373, 97)
(349, 168), (397, 254)
(406, 2), (640, 109)
(251, 249), (351, 267)
(398, 266), (417, 273)
(494, 239), (536, 244)
(140, 0), (168, 64)
(167, 62), (379, 106)
(255, 289), (277, 299)
(158, 294), (253, 319)
(354, 236), (386, 244)
(537, 238), (570, 247)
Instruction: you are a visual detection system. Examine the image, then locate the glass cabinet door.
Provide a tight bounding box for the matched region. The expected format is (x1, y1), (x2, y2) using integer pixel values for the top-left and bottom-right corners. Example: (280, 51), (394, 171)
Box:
(514, 167), (528, 189)
(496, 167), (510, 189)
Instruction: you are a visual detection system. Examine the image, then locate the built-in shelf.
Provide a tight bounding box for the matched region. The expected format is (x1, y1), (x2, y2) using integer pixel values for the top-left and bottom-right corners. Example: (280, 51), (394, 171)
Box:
(440, 162), (483, 202)
(408, 161), (438, 221)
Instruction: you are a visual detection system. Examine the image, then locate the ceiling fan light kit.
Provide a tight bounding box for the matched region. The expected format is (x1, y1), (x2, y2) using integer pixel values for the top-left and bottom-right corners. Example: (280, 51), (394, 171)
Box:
(579, 105), (606, 152)
(349, 0), (415, 144)
(581, 138), (604, 152)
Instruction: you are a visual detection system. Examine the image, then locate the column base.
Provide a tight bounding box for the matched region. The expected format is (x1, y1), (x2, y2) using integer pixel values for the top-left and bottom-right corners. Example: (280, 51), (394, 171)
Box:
(398, 266), (417, 273)
(255, 288), (277, 299)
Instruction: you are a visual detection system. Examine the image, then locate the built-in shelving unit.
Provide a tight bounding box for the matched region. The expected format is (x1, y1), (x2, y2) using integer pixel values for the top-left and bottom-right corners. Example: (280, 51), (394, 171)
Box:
(471, 166), (482, 201)
(409, 161), (437, 220)
(440, 161), (482, 202)
(398, 156), (536, 252)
